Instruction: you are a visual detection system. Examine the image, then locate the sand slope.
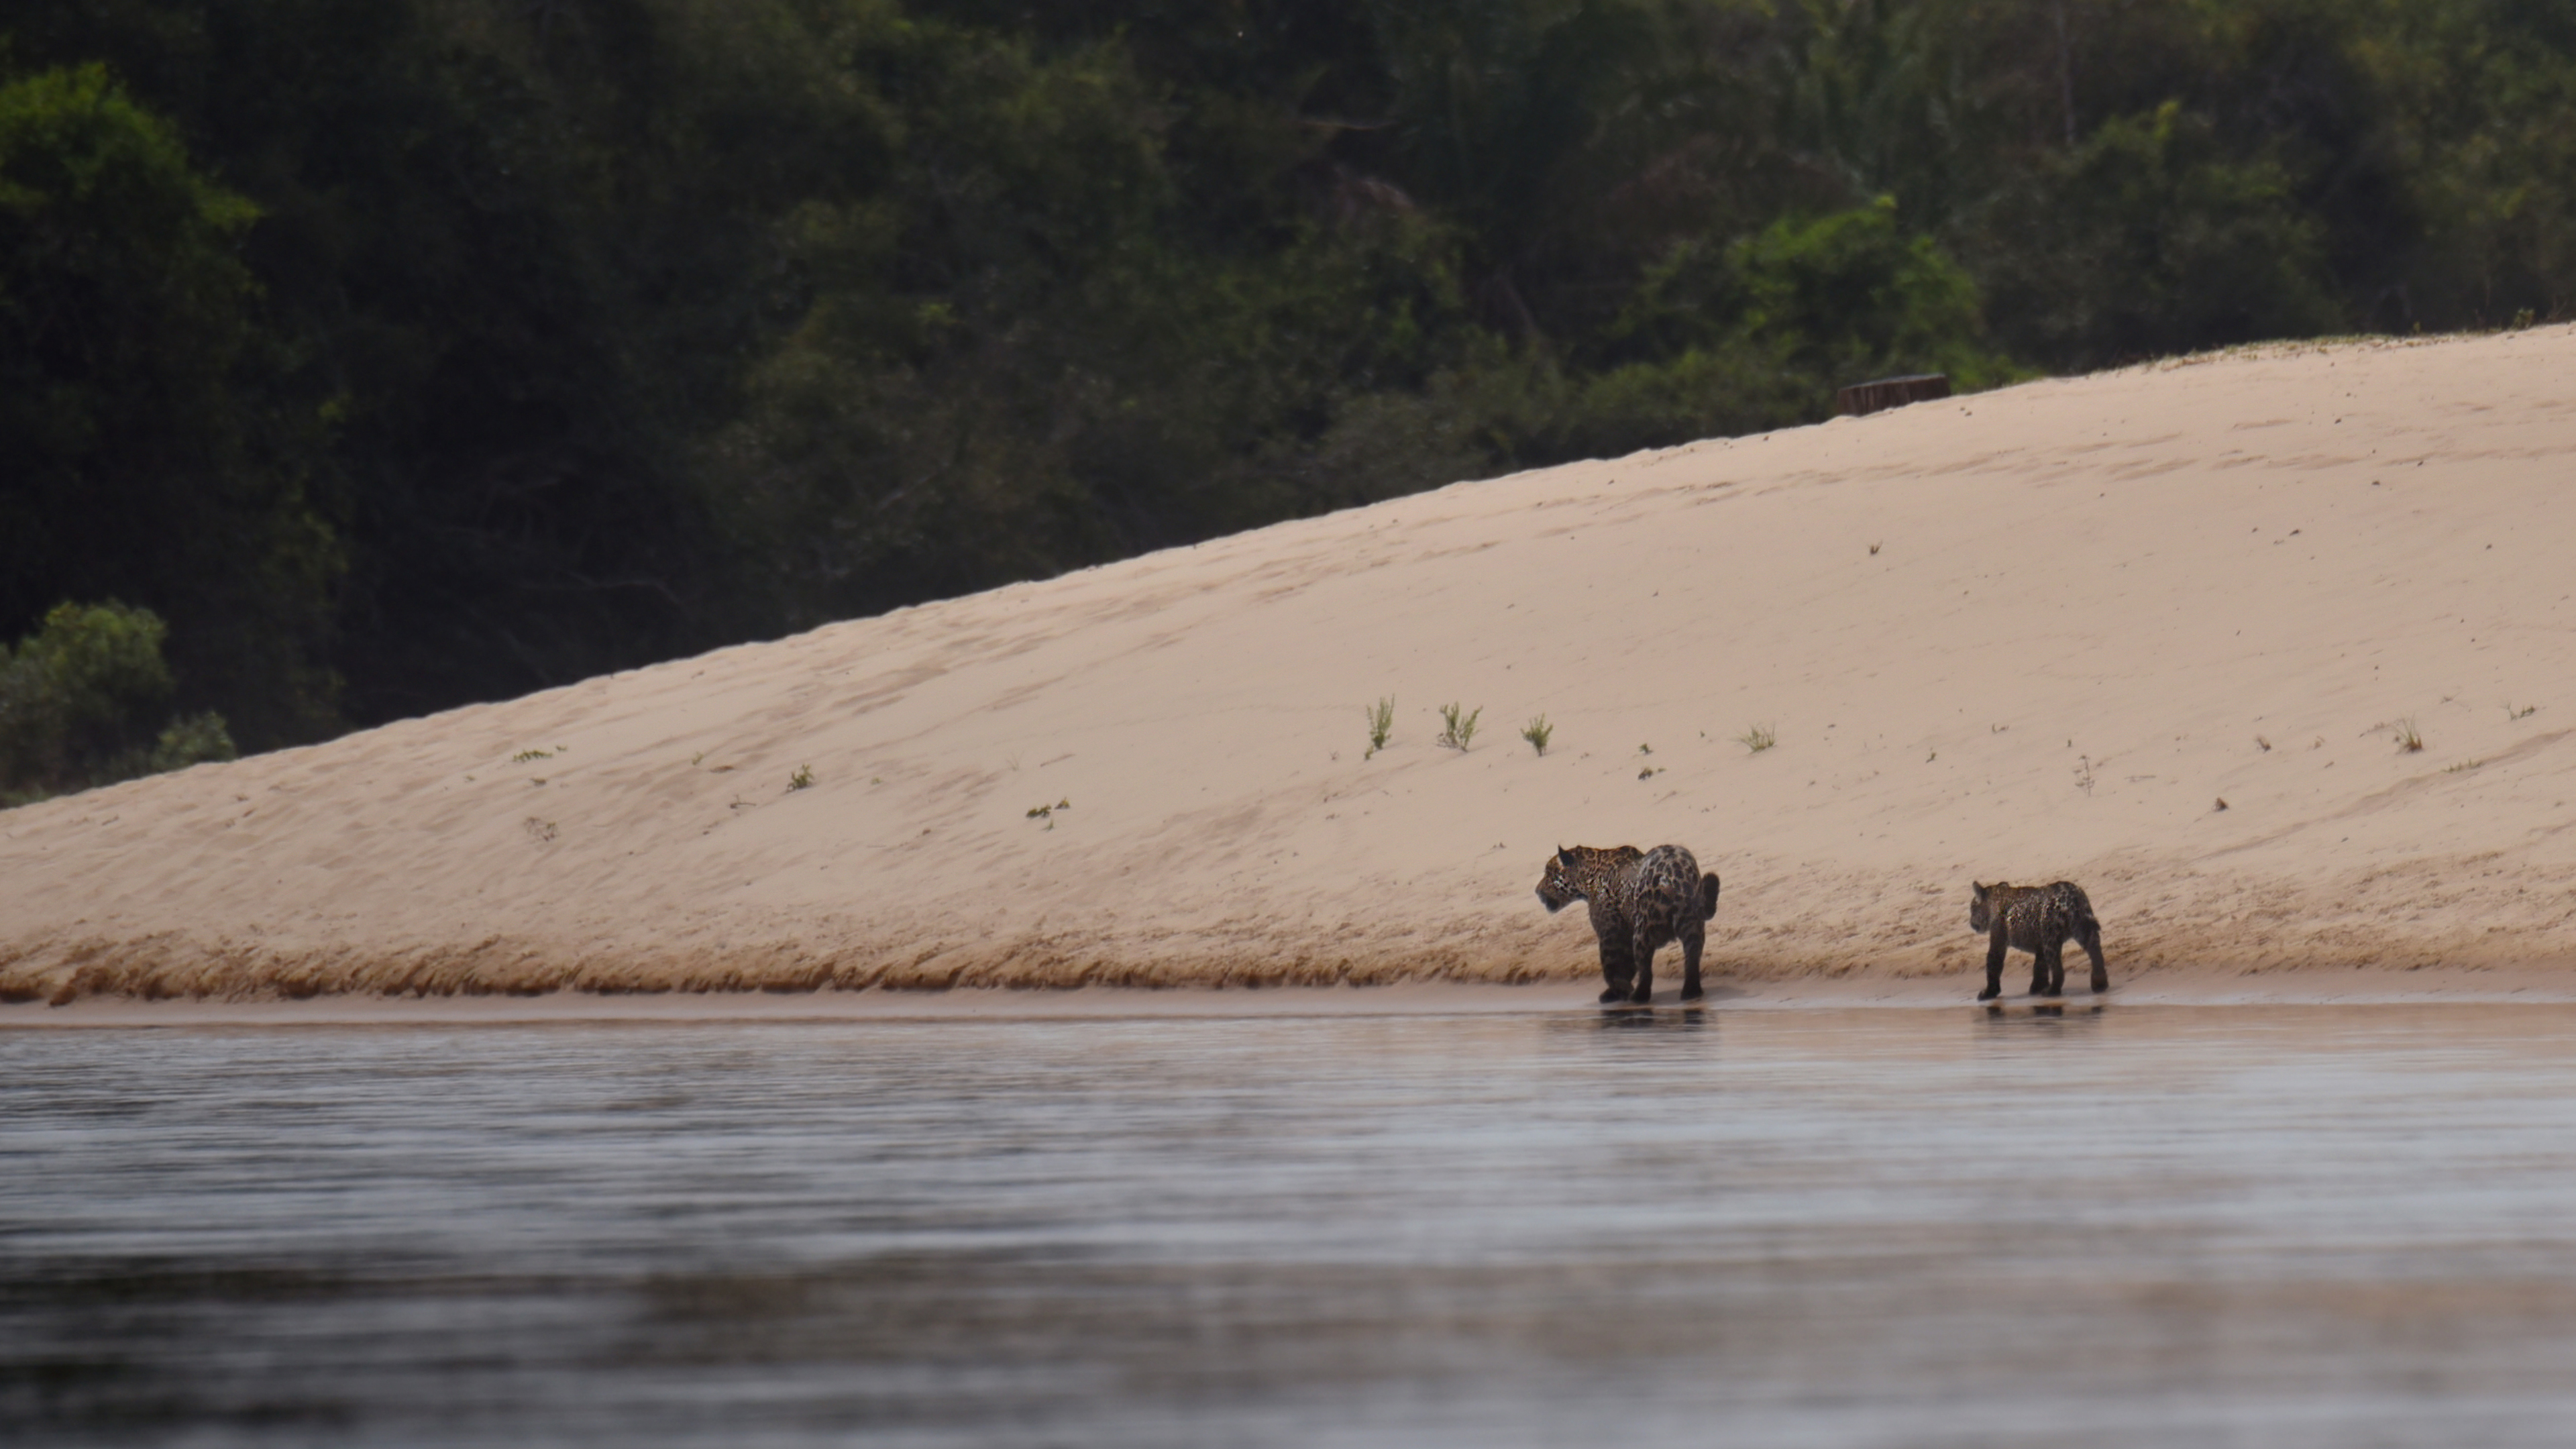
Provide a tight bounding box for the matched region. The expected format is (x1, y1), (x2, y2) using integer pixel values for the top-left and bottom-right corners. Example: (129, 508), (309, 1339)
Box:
(10, 329), (2576, 1002)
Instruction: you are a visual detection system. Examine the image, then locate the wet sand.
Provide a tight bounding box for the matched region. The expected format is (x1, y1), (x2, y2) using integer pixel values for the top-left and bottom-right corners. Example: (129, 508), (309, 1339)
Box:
(8, 963), (2576, 1027)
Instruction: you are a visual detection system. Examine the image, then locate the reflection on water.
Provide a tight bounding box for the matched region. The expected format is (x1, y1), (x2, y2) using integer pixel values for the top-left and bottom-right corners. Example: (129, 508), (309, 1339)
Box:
(9, 1004), (2576, 1446)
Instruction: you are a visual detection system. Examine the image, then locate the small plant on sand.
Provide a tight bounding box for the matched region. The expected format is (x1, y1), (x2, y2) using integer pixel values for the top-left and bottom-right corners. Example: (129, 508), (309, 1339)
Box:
(1437, 702), (1481, 751)
(2508, 702), (2540, 721)
(512, 748), (552, 763)
(2394, 717), (2424, 753)
(1364, 696), (1395, 757)
(2445, 759), (2482, 773)
(1738, 722), (1776, 753)
(1026, 797), (1071, 828)
(1521, 714), (1553, 755)
(523, 816), (557, 843)
(788, 763), (814, 791)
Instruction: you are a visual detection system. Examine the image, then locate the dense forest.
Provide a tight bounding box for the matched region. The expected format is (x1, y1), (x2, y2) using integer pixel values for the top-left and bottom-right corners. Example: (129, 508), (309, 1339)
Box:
(5, 0), (2576, 797)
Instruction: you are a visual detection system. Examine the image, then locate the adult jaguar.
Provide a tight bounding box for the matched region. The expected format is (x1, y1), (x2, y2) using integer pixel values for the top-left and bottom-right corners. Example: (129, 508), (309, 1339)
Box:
(1536, 844), (1721, 1004)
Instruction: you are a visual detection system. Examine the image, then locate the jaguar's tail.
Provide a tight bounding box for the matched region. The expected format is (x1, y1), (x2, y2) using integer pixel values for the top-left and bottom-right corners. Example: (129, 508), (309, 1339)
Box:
(1698, 872), (1721, 921)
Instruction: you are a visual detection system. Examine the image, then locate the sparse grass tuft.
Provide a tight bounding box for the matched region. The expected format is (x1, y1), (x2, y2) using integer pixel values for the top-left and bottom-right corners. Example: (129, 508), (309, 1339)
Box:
(2508, 702), (2539, 721)
(2255, 735), (2271, 752)
(2394, 717), (2424, 753)
(1868, 541), (1882, 555)
(1437, 702), (1481, 751)
(512, 748), (552, 763)
(1365, 696), (1395, 757)
(1521, 714), (1553, 755)
(523, 817), (557, 843)
(2445, 759), (2482, 773)
(1026, 797), (1072, 829)
(1737, 722), (1776, 753)
(788, 763), (815, 791)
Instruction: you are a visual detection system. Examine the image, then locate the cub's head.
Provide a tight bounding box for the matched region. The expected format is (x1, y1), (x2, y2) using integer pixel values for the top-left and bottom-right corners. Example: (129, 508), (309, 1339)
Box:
(1968, 880), (2004, 934)
(1536, 847), (1587, 914)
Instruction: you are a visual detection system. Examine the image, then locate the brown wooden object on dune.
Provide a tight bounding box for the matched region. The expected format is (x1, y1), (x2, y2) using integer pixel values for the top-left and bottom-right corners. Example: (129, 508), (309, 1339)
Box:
(1837, 373), (1951, 417)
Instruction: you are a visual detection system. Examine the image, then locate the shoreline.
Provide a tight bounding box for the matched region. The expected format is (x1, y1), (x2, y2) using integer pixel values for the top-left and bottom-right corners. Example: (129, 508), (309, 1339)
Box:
(9, 964), (2576, 1028)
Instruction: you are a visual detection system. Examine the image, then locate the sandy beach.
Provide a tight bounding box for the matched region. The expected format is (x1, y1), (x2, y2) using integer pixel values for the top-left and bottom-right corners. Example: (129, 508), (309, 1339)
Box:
(9, 327), (2576, 1008)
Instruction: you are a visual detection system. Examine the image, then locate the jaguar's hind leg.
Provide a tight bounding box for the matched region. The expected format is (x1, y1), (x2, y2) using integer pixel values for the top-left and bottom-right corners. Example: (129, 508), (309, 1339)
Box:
(2080, 922), (2109, 994)
(1627, 926), (1658, 1004)
(2027, 947), (2051, 997)
(2039, 941), (2067, 997)
(1677, 922), (1705, 1002)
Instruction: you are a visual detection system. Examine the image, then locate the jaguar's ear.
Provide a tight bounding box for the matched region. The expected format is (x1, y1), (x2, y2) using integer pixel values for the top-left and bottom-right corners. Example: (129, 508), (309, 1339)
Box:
(1556, 845), (1575, 867)
(1972, 881), (1989, 898)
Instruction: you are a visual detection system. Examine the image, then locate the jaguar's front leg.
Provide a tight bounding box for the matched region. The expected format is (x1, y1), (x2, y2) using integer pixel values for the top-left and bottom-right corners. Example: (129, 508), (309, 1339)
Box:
(2080, 921), (2110, 994)
(1597, 934), (1635, 1004)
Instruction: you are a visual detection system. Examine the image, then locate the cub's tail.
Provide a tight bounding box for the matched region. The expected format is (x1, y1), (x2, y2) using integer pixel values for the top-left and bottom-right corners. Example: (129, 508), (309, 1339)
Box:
(1698, 872), (1721, 921)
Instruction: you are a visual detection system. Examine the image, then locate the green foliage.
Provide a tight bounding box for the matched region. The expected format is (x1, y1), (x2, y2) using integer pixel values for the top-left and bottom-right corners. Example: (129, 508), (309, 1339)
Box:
(0, 601), (234, 803)
(1521, 714), (1553, 755)
(149, 712), (236, 775)
(0, 63), (339, 748)
(8, 0), (2576, 753)
(1592, 197), (2019, 434)
(1990, 102), (2343, 365)
(1365, 696), (1395, 757)
(1437, 702), (1481, 752)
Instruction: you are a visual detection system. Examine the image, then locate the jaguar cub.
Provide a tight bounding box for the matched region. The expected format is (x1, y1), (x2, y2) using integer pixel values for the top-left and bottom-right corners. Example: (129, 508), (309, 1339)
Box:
(1536, 844), (1722, 1004)
(1968, 879), (2108, 1001)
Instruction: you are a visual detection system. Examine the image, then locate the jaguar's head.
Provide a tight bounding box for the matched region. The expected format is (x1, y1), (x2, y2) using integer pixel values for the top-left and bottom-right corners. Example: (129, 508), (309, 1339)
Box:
(1968, 880), (2000, 934)
(1536, 846), (1586, 914)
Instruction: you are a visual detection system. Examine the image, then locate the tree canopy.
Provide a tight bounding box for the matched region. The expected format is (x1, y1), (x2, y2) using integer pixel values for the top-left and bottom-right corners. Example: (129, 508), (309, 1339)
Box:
(5, 0), (2574, 765)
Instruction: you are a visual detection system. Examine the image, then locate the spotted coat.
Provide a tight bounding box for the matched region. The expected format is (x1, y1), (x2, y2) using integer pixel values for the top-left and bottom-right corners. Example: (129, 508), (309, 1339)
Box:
(1969, 879), (2108, 1000)
(1537, 844), (1722, 1004)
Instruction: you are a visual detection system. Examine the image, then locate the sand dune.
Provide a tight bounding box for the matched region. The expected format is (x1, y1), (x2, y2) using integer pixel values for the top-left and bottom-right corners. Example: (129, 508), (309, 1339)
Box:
(9, 328), (2576, 1004)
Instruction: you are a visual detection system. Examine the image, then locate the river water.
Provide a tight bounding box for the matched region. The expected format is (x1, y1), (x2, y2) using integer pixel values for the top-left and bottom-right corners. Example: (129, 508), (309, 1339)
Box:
(7, 1002), (2576, 1446)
